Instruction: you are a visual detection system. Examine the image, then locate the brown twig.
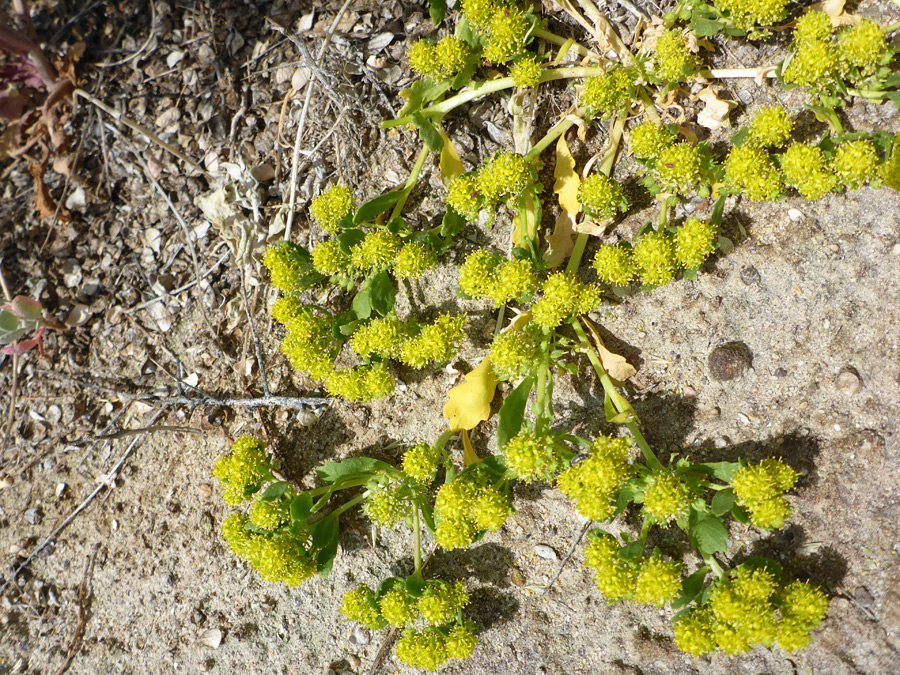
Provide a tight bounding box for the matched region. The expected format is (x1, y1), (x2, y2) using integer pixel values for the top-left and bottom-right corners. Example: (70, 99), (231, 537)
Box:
(0, 409), (165, 595)
(52, 543), (101, 675)
(542, 518), (592, 594)
(284, 0), (355, 242)
(91, 425), (202, 441)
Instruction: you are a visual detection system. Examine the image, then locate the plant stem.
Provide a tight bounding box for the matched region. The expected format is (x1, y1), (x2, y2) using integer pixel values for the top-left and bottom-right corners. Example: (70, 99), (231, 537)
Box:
(390, 145), (430, 220)
(413, 505), (422, 574)
(524, 117), (576, 163)
(532, 27), (603, 62)
(386, 67), (606, 126)
(703, 554), (726, 578)
(571, 320), (664, 472)
(706, 67), (776, 79)
(636, 89), (662, 125)
(533, 329), (551, 426)
(329, 492), (366, 519)
(564, 113), (626, 275)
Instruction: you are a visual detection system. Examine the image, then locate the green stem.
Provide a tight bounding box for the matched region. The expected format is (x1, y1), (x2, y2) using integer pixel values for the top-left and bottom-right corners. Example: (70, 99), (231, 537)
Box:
(533, 329), (552, 426)
(639, 516), (652, 548)
(305, 477), (370, 499)
(390, 145), (430, 220)
(847, 88), (892, 100)
(658, 197), (670, 230)
(532, 27), (603, 61)
(524, 117), (576, 163)
(564, 113), (626, 274)
(386, 67), (607, 126)
(413, 505), (422, 574)
(884, 20), (900, 33)
(637, 89), (662, 125)
(571, 320), (664, 472)
(703, 554), (726, 579)
(329, 492), (366, 519)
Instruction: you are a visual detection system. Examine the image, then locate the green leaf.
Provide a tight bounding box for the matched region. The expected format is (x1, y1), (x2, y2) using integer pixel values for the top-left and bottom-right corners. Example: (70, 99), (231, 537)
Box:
(450, 52), (480, 90)
(10, 297), (42, 322)
(376, 576), (404, 597)
(614, 485), (640, 515)
(689, 510), (728, 556)
(420, 502), (436, 534)
(390, 80), (452, 122)
(479, 455), (509, 477)
(692, 461), (740, 482)
(427, 0), (446, 24)
(0, 310), (20, 333)
(316, 457), (393, 484)
(731, 503), (750, 524)
(290, 493), (314, 523)
(367, 270), (395, 316)
(313, 515), (340, 575)
(259, 481), (291, 503)
(691, 16), (724, 37)
(351, 289), (373, 320)
(730, 126), (750, 148)
(617, 540), (644, 560)
(412, 113), (445, 152)
(671, 566), (709, 610)
(406, 573), (427, 597)
(353, 191), (404, 225)
(440, 208), (466, 240)
(710, 488), (735, 517)
(337, 228), (365, 254)
(497, 373), (535, 448)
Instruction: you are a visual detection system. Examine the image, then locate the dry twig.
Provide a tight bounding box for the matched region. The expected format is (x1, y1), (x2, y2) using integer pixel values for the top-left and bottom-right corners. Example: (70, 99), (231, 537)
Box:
(52, 543), (101, 675)
(543, 518), (592, 594)
(284, 0), (356, 242)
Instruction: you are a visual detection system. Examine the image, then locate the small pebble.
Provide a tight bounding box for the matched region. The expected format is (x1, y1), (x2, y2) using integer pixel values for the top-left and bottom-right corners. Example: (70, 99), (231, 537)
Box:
(25, 507), (42, 525)
(788, 208), (804, 221)
(828, 243), (840, 254)
(707, 342), (752, 382)
(836, 369), (861, 395)
(682, 385), (697, 398)
(349, 625), (370, 646)
(196, 483), (213, 499)
(197, 628), (222, 649)
(534, 544), (558, 561)
(739, 266), (761, 286)
(773, 368), (788, 378)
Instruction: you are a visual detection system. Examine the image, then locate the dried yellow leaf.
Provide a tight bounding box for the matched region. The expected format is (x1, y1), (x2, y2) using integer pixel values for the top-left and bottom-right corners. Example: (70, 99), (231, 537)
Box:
(553, 134), (581, 216)
(438, 130), (465, 185)
(581, 318), (637, 383)
(443, 356), (498, 432)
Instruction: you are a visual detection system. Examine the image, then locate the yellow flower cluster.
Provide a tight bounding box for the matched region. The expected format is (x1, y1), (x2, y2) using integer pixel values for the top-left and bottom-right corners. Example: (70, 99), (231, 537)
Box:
(212, 436), (270, 506)
(530, 273), (600, 329)
(458, 250), (537, 307)
(642, 471), (692, 523)
(557, 435), (633, 521)
(731, 458), (797, 529)
(310, 185), (355, 233)
(490, 328), (537, 381)
(434, 469), (515, 549)
(222, 513), (316, 587)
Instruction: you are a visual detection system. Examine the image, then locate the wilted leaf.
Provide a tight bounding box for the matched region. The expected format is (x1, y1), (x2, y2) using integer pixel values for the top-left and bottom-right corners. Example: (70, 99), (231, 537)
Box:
(511, 189), (539, 248)
(582, 318), (636, 383)
(438, 129), (464, 184)
(544, 211), (576, 269)
(30, 161), (71, 222)
(462, 429), (481, 466)
(553, 134), (581, 216)
(696, 86), (736, 131)
(443, 356), (498, 432)
(809, 0), (860, 26)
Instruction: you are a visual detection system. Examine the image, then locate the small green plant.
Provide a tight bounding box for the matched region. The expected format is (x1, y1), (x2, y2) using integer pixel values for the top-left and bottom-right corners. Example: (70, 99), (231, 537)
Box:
(0, 296), (60, 356)
(210, 0), (900, 667)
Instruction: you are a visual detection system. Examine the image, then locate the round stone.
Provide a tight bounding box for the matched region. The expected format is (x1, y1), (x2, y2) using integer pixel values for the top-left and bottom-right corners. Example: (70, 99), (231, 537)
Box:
(707, 342), (752, 382)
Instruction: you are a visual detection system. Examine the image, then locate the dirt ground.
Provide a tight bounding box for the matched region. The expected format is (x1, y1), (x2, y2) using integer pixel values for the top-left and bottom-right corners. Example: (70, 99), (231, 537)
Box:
(2, 0), (900, 674)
